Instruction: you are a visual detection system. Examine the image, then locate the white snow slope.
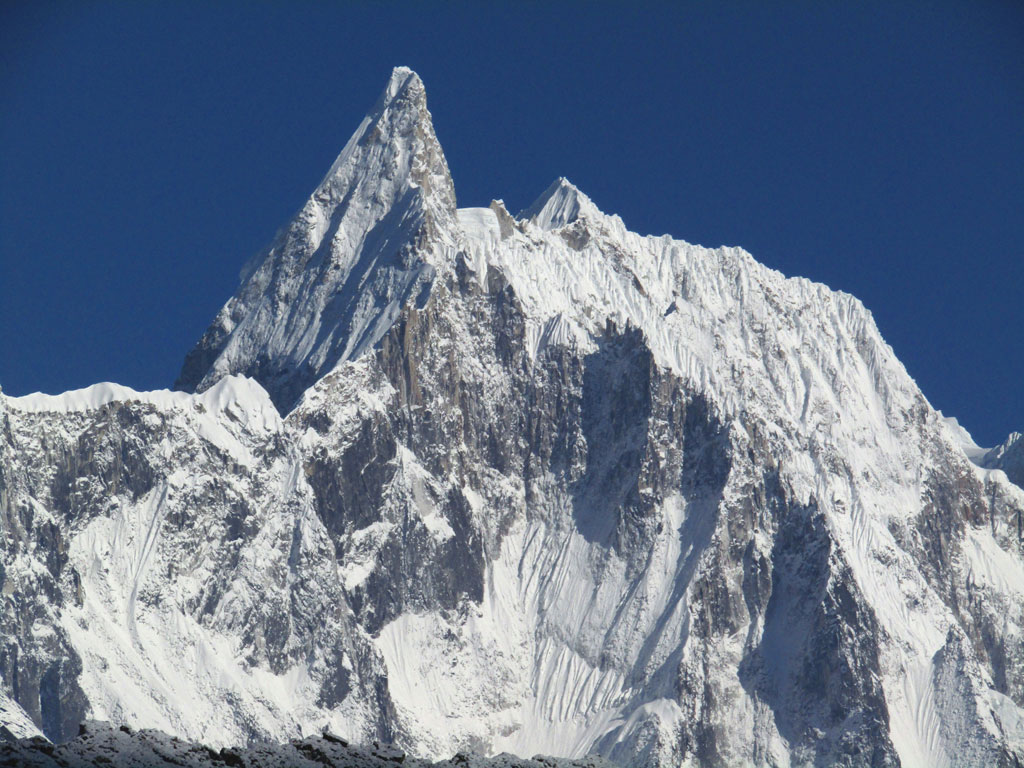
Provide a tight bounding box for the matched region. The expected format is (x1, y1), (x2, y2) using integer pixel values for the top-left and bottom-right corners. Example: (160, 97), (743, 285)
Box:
(2, 68), (1023, 768)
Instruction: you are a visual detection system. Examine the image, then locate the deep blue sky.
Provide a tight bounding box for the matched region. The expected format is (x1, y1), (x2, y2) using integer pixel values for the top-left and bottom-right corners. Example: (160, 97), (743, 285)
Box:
(1, 2), (1021, 445)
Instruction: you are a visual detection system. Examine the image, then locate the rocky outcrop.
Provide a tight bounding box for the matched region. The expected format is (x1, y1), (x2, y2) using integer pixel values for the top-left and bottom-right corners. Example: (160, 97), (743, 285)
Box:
(0, 721), (617, 768)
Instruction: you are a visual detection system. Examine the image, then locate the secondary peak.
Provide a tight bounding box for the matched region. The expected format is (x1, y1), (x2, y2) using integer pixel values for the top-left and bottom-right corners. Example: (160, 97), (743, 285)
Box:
(520, 177), (600, 231)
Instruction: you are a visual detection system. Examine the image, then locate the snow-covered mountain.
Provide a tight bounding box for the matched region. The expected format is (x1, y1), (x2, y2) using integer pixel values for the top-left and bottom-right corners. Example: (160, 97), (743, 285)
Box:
(3, 66), (1024, 767)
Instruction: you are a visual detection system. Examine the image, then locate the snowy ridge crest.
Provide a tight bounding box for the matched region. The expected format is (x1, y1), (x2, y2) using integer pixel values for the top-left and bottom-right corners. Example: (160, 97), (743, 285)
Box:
(4, 375), (277, 421)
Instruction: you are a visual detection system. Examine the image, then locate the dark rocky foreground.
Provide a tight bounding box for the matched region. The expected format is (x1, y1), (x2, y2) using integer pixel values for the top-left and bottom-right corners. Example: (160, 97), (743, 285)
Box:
(0, 723), (616, 768)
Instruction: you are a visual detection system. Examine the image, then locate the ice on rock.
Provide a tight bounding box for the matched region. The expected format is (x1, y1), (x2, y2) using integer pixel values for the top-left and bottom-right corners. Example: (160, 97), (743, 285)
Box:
(175, 66), (459, 413)
(520, 178), (596, 231)
(3, 66), (1024, 768)
(0, 691), (43, 741)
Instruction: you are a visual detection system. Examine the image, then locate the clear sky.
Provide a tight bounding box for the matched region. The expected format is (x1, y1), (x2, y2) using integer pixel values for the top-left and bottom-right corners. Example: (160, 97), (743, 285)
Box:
(1, 1), (1021, 446)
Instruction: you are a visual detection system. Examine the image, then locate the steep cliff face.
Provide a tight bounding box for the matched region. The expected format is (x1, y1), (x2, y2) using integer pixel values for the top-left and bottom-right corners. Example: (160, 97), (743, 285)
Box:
(3, 68), (1023, 767)
(176, 67), (458, 413)
(1, 380), (395, 746)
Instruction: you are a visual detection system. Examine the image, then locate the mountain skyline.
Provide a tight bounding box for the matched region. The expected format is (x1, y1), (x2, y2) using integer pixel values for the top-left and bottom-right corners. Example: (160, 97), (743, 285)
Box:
(2, 2), (1022, 446)
(3, 63), (1023, 766)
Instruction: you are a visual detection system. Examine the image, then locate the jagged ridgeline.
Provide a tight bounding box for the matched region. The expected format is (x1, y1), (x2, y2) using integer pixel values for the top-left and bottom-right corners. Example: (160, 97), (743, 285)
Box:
(0, 722), (616, 768)
(2, 67), (1023, 767)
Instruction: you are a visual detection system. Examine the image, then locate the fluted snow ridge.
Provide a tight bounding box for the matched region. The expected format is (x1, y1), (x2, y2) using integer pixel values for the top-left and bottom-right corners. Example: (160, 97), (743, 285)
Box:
(2, 68), (1023, 768)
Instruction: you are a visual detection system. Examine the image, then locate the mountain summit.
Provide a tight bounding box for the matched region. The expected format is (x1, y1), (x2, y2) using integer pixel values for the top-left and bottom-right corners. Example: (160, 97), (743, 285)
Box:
(3, 68), (1024, 768)
(176, 66), (457, 411)
(520, 177), (602, 231)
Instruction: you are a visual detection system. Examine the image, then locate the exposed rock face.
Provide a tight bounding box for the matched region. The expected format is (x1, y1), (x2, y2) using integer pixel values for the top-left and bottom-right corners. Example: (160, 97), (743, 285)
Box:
(3, 67), (1024, 767)
(176, 67), (458, 413)
(1, 381), (395, 746)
